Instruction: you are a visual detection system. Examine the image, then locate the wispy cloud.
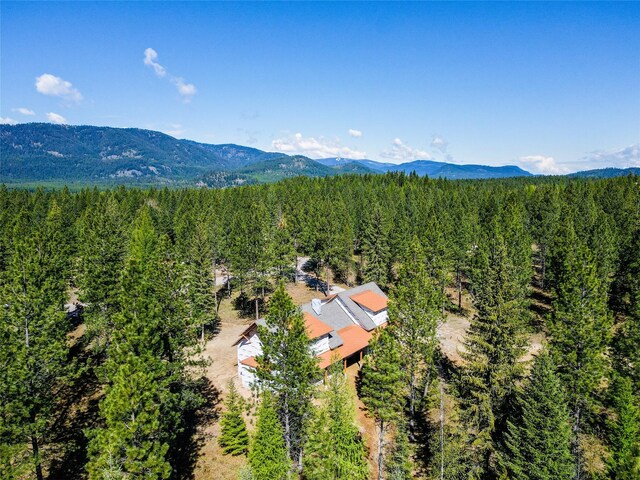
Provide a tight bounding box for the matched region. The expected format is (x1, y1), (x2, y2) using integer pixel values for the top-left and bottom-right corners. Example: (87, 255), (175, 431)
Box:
(272, 132), (366, 159)
(348, 129), (363, 138)
(579, 144), (640, 168)
(13, 107), (35, 116)
(430, 134), (453, 162)
(517, 155), (568, 175)
(46, 112), (67, 124)
(143, 48), (167, 77)
(238, 128), (260, 145)
(143, 48), (196, 102)
(35, 74), (83, 102)
(380, 138), (432, 163)
(0, 117), (18, 125)
(162, 123), (185, 137)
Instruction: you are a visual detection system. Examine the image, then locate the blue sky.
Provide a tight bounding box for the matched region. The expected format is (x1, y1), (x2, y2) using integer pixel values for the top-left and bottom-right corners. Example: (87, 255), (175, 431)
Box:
(1, 1), (639, 173)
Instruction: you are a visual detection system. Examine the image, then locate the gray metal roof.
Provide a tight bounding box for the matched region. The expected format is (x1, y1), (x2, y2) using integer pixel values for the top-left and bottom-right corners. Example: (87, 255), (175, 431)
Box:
(335, 282), (387, 331)
(235, 282), (387, 346)
(301, 282), (387, 333)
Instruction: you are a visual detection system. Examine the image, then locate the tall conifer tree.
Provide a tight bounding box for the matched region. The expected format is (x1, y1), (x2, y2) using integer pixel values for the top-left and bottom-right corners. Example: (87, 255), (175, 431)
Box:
(218, 380), (249, 456)
(248, 392), (291, 480)
(255, 282), (321, 469)
(86, 208), (188, 479)
(361, 328), (405, 480)
(77, 195), (126, 350)
(498, 351), (574, 480)
(185, 216), (218, 344)
(304, 363), (369, 480)
(458, 225), (529, 478)
(549, 227), (611, 479)
(607, 375), (640, 480)
(0, 206), (73, 480)
(388, 237), (441, 436)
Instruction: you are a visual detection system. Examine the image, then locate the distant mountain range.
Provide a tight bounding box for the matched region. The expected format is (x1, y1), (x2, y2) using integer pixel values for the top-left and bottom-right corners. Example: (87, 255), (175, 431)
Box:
(569, 167), (640, 178)
(1, 123), (637, 187)
(317, 158), (531, 179)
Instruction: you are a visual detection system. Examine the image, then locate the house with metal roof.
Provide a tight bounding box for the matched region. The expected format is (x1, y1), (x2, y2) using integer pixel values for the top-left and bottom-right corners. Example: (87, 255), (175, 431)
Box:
(234, 282), (388, 387)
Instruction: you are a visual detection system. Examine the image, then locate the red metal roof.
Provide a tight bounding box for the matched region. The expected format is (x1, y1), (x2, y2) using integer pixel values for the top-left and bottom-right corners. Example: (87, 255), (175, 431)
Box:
(317, 324), (372, 369)
(239, 356), (258, 368)
(303, 312), (333, 339)
(335, 325), (372, 359)
(350, 290), (388, 313)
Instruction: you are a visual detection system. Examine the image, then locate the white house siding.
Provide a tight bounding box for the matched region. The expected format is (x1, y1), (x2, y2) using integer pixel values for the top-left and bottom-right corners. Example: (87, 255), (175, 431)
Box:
(362, 306), (388, 327)
(311, 334), (331, 355)
(237, 334), (263, 387)
(239, 363), (258, 388)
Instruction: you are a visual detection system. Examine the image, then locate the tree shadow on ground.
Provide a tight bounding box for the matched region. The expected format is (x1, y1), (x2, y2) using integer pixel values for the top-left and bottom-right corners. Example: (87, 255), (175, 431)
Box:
(47, 341), (102, 480)
(529, 287), (552, 327)
(301, 258), (329, 295)
(172, 376), (221, 480)
(411, 350), (460, 478)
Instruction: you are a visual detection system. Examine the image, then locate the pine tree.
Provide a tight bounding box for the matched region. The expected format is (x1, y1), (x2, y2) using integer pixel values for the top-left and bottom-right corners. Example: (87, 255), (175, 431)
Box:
(458, 225), (529, 478)
(304, 362), (369, 480)
(389, 237), (441, 437)
(498, 351), (574, 480)
(86, 354), (174, 480)
(77, 195), (126, 351)
(248, 392), (291, 480)
(607, 375), (640, 480)
(361, 328), (405, 480)
(255, 282), (321, 468)
(426, 378), (473, 480)
(613, 223), (640, 390)
(422, 216), (450, 315)
(185, 216), (218, 344)
(549, 229), (612, 478)
(385, 423), (412, 480)
(86, 208), (190, 479)
(219, 380), (249, 456)
(361, 203), (391, 287)
(0, 206), (73, 480)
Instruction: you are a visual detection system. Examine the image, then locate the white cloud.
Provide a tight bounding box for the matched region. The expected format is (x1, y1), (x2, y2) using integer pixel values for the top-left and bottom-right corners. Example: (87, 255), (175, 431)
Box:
(143, 48), (166, 77)
(348, 129), (363, 138)
(143, 48), (196, 102)
(272, 132), (366, 159)
(0, 117), (18, 125)
(430, 134), (454, 162)
(35, 74), (83, 102)
(172, 77), (196, 100)
(430, 134), (448, 152)
(380, 138), (433, 163)
(517, 155), (568, 175)
(13, 107), (35, 116)
(163, 123), (185, 137)
(46, 112), (67, 124)
(579, 144), (640, 168)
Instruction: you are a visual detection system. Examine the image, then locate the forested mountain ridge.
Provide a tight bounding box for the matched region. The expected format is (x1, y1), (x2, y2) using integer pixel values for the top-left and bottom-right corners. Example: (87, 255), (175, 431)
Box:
(2, 123), (637, 187)
(318, 157), (532, 178)
(2, 123), (533, 186)
(570, 167), (640, 178)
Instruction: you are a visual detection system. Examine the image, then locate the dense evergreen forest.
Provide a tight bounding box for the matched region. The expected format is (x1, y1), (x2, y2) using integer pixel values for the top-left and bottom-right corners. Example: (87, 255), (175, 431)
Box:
(1, 172), (639, 480)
